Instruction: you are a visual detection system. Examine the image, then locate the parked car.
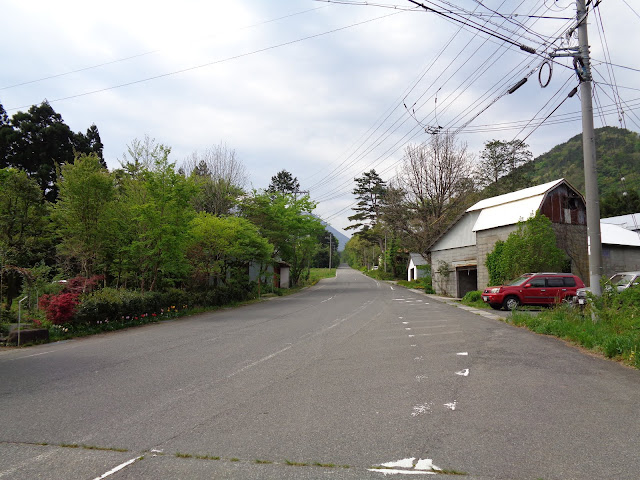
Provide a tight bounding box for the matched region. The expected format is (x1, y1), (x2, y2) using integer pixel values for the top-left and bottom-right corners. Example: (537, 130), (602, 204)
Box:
(482, 273), (585, 310)
(575, 271), (640, 306)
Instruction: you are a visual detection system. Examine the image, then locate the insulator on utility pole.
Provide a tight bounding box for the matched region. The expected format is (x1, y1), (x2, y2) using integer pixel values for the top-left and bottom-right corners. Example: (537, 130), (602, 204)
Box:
(508, 78), (528, 94)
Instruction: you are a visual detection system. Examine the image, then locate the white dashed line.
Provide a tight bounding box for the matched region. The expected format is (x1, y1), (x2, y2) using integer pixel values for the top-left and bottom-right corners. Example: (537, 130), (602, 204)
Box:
(92, 457), (142, 480)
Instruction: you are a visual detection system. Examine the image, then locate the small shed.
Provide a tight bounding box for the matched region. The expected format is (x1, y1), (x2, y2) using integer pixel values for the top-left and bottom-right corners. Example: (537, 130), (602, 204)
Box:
(249, 260), (290, 289)
(407, 253), (429, 281)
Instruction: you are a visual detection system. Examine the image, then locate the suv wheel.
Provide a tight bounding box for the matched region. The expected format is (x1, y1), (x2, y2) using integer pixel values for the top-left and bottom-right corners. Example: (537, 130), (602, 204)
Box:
(503, 296), (520, 310)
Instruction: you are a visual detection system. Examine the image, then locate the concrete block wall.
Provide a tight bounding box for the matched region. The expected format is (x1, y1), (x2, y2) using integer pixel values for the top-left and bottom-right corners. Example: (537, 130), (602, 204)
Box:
(476, 225), (516, 288)
(603, 246), (640, 277)
(430, 245), (476, 296)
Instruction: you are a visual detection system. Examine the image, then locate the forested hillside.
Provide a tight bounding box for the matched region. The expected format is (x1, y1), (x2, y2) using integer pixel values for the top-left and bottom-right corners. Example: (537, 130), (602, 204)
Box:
(527, 127), (640, 213)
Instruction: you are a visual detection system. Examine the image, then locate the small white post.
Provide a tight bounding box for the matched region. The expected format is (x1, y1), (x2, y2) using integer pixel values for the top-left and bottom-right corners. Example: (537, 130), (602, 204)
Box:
(18, 296), (28, 347)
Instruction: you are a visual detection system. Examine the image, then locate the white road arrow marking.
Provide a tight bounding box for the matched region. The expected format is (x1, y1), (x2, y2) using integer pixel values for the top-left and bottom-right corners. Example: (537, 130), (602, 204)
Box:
(455, 368), (469, 376)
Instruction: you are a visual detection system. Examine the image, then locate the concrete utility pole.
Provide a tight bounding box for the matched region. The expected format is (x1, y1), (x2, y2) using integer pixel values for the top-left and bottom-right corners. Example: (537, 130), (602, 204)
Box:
(576, 0), (603, 295)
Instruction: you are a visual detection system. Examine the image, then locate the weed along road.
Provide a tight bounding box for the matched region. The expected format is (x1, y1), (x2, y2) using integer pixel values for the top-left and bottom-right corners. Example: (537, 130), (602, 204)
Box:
(1, 266), (639, 479)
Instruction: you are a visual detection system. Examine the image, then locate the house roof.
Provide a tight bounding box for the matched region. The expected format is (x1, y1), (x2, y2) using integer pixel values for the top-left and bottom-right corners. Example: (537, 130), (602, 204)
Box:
(601, 222), (640, 247)
(408, 253), (428, 267)
(601, 213), (640, 232)
(467, 179), (564, 212)
(467, 179), (577, 232)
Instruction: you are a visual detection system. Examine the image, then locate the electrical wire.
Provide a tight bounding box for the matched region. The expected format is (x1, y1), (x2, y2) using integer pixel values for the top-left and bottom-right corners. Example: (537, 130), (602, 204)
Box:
(0, 6), (328, 91)
(6, 9), (403, 111)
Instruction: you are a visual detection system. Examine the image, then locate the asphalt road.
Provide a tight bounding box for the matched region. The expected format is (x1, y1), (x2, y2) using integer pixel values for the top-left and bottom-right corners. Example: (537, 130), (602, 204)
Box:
(0, 266), (638, 479)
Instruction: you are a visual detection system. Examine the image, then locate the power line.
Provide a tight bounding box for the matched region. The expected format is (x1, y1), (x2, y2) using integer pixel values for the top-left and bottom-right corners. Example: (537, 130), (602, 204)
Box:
(6, 10), (402, 111)
(0, 6), (328, 91)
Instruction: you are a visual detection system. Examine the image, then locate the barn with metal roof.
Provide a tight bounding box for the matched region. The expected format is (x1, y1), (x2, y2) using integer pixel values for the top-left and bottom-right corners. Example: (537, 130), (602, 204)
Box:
(428, 179), (589, 297)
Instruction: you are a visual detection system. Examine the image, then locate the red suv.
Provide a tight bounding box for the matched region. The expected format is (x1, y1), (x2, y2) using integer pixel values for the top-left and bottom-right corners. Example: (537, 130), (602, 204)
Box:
(482, 273), (585, 310)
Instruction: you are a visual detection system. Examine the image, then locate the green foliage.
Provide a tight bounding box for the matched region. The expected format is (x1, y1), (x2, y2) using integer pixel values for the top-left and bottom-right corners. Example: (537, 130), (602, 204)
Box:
(345, 169), (386, 236)
(485, 212), (567, 286)
(485, 240), (506, 286)
(476, 139), (533, 195)
(515, 126), (640, 203)
(509, 287), (640, 368)
(0, 168), (51, 309)
(460, 290), (487, 308)
(188, 213), (273, 288)
(120, 144), (198, 291)
(267, 170), (300, 195)
(240, 191), (324, 287)
(0, 101), (103, 202)
(53, 153), (115, 277)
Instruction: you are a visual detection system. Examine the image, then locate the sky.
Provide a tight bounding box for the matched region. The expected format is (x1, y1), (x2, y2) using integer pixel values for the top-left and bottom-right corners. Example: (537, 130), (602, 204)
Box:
(2, 0), (639, 237)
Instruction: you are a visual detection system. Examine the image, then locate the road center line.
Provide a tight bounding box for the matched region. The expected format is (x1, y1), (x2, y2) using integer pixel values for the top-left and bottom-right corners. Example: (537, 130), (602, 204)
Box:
(227, 344), (292, 378)
(92, 457), (142, 480)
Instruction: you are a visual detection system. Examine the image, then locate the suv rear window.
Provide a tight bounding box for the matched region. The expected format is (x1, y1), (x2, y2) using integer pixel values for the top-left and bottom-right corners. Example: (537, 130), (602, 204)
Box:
(563, 277), (576, 287)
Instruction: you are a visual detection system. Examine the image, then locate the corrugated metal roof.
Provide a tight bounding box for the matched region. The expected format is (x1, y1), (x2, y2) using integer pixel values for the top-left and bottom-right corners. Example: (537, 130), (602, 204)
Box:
(466, 179), (564, 212)
(472, 196), (542, 232)
(601, 213), (640, 231)
(601, 222), (640, 247)
(408, 253), (428, 265)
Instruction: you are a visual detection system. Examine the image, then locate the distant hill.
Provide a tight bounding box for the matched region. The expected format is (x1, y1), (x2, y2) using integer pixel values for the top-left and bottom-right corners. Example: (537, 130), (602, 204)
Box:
(526, 126), (640, 198)
(313, 215), (350, 252)
(323, 223), (349, 252)
(480, 127), (640, 216)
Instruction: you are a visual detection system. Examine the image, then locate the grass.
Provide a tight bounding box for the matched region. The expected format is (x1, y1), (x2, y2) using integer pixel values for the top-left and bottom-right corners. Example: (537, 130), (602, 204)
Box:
(308, 268), (337, 283)
(255, 459), (273, 464)
(459, 290), (490, 309)
(285, 459), (309, 467)
(506, 287), (640, 368)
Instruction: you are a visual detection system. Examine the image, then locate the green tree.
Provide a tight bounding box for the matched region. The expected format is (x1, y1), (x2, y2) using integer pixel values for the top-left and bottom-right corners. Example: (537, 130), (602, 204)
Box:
(188, 213), (273, 288)
(240, 191), (324, 286)
(485, 212), (567, 286)
(182, 144), (248, 216)
(118, 141), (197, 291)
(0, 101), (104, 201)
(312, 229), (339, 268)
(267, 170), (300, 195)
(475, 139), (533, 194)
(346, 169), (387, 236)
(0, 168), (51, 309)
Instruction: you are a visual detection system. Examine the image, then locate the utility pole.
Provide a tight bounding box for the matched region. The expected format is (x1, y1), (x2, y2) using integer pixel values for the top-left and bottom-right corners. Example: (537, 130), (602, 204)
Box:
(329, 233), (332, 269)
(576, 0), (603, 295)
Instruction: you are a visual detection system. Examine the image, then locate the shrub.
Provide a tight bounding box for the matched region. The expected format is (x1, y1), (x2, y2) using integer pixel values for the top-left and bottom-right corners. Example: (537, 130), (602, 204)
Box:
(41, 292), (80, 325)
(462, 290), (482, 303)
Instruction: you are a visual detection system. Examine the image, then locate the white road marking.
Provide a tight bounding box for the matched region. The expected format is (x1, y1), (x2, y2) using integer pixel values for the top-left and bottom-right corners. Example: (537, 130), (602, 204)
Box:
(415, 459), (441, 471)
(457, 352), (468, 356)
(444, 401), (457, 410)
(411, 403), (433, 416)
(415, 331), (463, 336)
(92, 457), (141, 480)
(227, 344), (292, 378)
(370, 458), (441, 475)
(381, 458), (415, 468)
(405, 328), (412, 331)
(402, 322), (409, 325)
(414, 356), (423, 361)
(408, 334), (415, 338)
(415, 374), (428, 382)
(6, 350), (56, 361)
(411, 344), (417, 347)
(455, 369), (469, 376)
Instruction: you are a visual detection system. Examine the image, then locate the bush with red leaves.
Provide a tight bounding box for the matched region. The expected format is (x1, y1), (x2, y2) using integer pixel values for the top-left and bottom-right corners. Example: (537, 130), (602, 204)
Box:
(40, 292), (80, 325)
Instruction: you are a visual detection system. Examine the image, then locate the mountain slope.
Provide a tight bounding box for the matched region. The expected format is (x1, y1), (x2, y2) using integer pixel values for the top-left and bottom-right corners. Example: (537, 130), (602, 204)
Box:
(526, 126), (640, 197)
